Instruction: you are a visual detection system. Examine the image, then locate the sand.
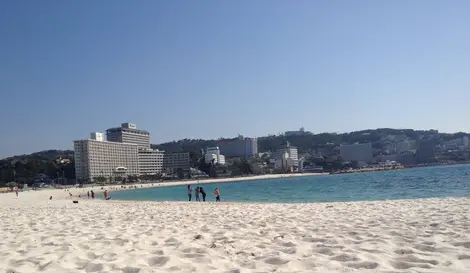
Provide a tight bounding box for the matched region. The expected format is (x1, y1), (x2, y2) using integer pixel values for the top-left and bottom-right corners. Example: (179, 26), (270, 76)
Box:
(0, 189), (469, 273)
(137, 173), (327, 188)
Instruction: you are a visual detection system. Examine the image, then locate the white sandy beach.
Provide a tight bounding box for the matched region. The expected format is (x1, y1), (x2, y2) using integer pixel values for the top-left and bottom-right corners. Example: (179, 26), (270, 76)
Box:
(143, 173), (328, 188)
(0, 188), (469, 273)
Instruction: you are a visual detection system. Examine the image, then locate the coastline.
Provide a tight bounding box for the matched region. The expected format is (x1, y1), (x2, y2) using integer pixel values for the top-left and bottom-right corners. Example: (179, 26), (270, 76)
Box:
(74, 172), (328, 196)
(1, 189), (468, 273)
(136, 172), (327, 187)
(1, 173), (327, 203)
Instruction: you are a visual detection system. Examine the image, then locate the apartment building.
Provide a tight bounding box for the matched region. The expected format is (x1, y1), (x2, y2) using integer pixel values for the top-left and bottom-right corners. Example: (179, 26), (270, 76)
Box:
(74, 132), (139, 182)
(163, 152), (190, 174)
(106, 123), (150, 149)
(217, 136), (258, 157)
(138, 148), (164, 175)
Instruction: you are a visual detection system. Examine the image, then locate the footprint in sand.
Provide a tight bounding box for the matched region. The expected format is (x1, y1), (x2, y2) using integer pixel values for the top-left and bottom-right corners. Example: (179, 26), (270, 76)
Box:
(330, 253), (359, 262)
(458, 254), (470, 260)
(390, 260), (432, 270)
(147, 256), (170, 267)
(121, 266), (141, 273)
(314, 247), (335, 256)
(264, 256), (289, 265)
(84, 262), (104, 272)
(347, 261), (379, 269)
(453, 241), (470, 249)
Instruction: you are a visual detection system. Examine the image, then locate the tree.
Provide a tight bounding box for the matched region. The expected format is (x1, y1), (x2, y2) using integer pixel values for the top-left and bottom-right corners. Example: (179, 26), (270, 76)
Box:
(176, 168), (185, 179)
(6, 181), (17, 190)
(232, 158), (253, 174)
(0, 150), (75, 185)
(0, 165), (15, 184)
(351, 160), (359, 169)
(94, 176), (107, 184)
(127, 175), (139, 183)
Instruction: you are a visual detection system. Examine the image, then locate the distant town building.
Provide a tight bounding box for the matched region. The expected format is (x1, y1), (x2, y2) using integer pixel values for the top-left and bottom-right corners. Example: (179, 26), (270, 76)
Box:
(106, 123), (150, 149)
(274, 141), (299, 167)
(392, 140), (417, 154)
(416, 139), (436, 163)
(55, 157), (72, 165)
(397, 151), (416, 165)
(217, 136), (258, 157)
(205, 147), (226, 165)
(274, 151), (294, 172)
(444, 136), (469, 149)
(163, 152), (190, 174)
(463, 136), (469, 147)
(340, 143), (373, 163)
(73, 133), (139, 182)
(285, 127), (311, 136)
(138, 148), (164, 175)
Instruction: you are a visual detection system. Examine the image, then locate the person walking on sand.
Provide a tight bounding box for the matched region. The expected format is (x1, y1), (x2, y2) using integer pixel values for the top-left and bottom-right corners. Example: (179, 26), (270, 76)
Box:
(195, 186), (200, 201)
(15, 190), (18, 198)
(199, 187), (207, 202)
(87, 191), (90, 199)
(187, 185), (192, 201)
(91, 190), (95, 199)
(214, 187), (221, 202)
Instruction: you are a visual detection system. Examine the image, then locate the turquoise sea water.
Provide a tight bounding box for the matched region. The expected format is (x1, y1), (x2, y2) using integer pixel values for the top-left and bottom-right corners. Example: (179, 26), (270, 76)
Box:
(111, 164), (470, 203)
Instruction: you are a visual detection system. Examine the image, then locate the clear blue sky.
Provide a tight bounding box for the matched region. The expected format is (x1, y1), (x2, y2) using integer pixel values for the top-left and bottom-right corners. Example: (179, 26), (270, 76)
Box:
(1, 0), (469, 158)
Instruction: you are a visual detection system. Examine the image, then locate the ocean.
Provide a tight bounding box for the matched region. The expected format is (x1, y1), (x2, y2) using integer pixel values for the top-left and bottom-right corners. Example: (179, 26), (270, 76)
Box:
(110, 164), (470, 203)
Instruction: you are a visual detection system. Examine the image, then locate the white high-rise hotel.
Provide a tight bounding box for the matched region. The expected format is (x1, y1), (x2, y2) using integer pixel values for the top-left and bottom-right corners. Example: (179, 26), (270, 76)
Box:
(106, 123), (150, 149)
(74, 123), (164, 182)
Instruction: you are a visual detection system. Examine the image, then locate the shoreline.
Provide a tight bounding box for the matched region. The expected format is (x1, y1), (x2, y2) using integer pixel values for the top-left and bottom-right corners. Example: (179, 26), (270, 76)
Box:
(1, 173), (328, 204)
(122, 172), (327, 187)
(66, 172), (328, 195)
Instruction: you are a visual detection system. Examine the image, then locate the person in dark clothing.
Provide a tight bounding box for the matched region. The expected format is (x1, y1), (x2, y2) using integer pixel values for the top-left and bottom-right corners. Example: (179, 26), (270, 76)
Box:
(199, 187), (206, 202)
(187, 184), (192, 201)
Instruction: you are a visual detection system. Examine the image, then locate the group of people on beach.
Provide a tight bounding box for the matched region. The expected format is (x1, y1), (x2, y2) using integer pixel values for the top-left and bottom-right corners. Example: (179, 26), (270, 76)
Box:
(67, 189), (113, 200)
(187, 185), (220, 202)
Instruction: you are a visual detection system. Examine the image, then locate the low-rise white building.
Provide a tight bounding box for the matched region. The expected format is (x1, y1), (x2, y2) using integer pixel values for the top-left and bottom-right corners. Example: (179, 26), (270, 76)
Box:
(205, 147), (226, 165)
(274, 142), (299, 167)
(274, 151), (294, 172)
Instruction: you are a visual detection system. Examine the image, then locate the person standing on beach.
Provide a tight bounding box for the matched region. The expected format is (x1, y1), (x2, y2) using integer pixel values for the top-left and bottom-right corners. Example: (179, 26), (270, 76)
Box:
(87, 191), (90, 199)
(91, 190), (95, 199)
(15, 190), (18, 198)
(187, 185), (192, 201)
(195, 187), (200, 201)
(214, 188), (221, 202)
(200, 187), (206, 202)
(104, 190), (108, 200)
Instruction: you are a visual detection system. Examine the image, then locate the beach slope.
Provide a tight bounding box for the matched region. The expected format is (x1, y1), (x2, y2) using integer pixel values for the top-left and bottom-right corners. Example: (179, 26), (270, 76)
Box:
(0, 191), (469, 273)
